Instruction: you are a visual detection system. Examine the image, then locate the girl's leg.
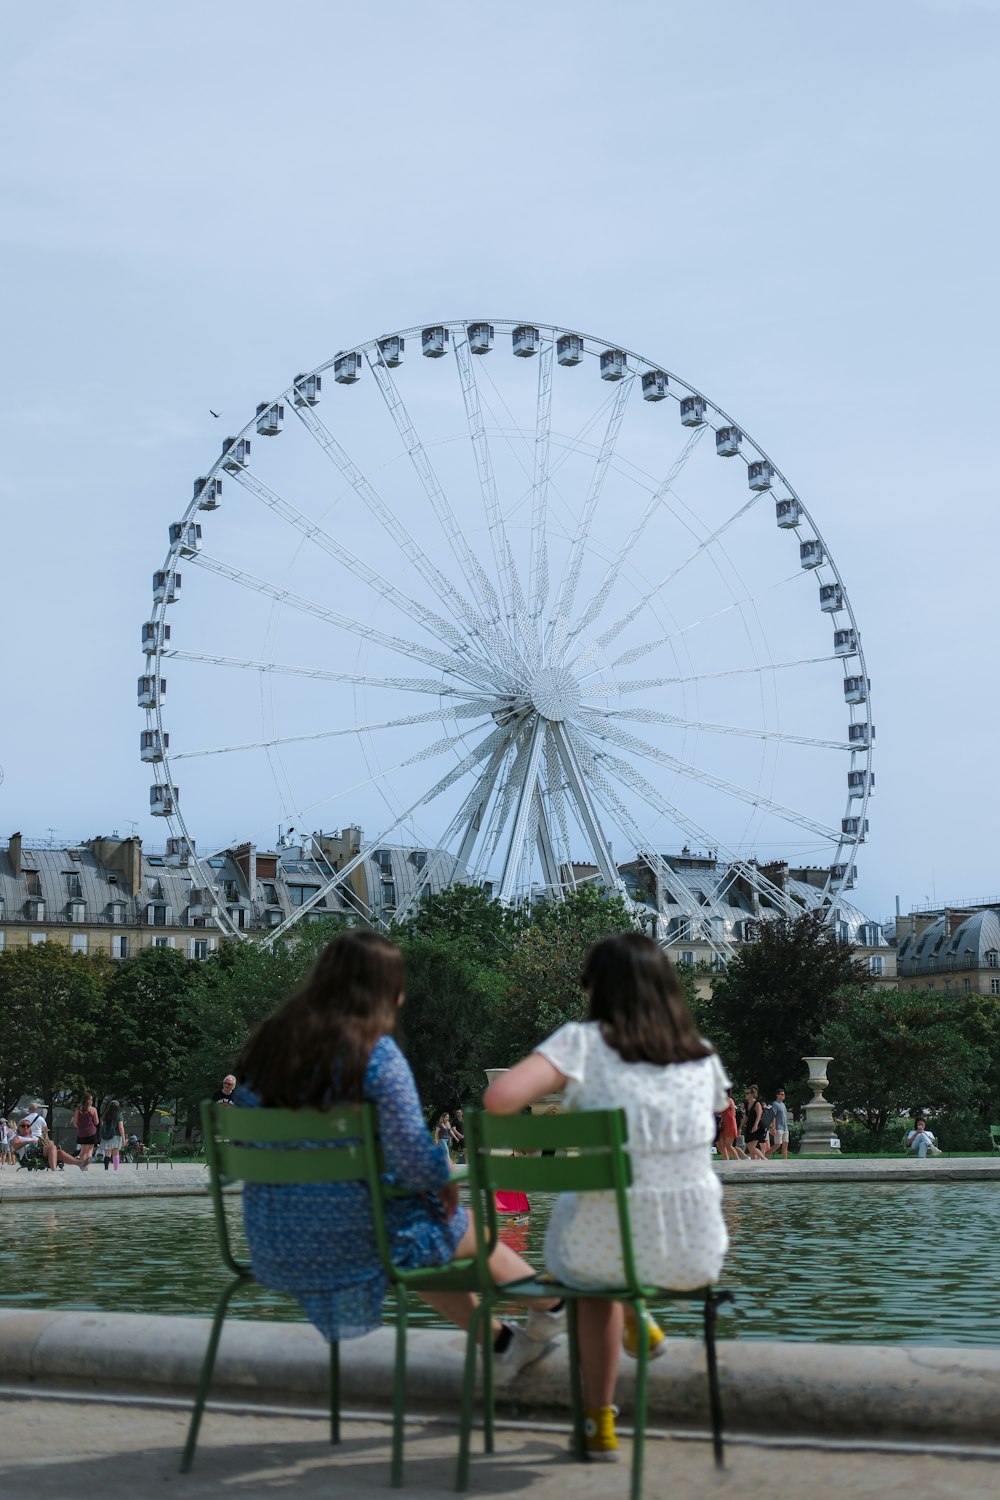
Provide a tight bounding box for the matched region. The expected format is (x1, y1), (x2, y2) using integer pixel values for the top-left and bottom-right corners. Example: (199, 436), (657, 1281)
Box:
(80, 1143), (94, 1164)
(577, 1299), (622, 1408)
(416, 1215), (560, 1339)
(112, 1150), (120, 1171)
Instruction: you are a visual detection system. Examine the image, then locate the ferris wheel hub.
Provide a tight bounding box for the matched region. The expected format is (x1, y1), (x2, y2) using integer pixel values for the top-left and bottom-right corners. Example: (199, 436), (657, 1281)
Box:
(528, 666), (581, 722)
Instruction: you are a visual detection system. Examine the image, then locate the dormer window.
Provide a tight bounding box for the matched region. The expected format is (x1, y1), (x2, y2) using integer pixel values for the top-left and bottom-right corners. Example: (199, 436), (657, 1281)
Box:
(987, 951), (998, 969)
(65, 873), (82, 899)
(25, 869), (41, 897)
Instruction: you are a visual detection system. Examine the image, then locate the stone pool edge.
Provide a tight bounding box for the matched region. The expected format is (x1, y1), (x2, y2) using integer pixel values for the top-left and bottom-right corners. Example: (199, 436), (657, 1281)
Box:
(1, 1308), (997, 1446)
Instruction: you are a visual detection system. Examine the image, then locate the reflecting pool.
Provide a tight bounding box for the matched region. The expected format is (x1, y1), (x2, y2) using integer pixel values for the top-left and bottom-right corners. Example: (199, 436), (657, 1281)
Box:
(2, 1182), (998, 1344)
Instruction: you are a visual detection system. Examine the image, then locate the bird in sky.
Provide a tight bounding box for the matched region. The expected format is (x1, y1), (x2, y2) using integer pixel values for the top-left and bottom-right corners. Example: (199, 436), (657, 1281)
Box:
(209, 409), (220, 418)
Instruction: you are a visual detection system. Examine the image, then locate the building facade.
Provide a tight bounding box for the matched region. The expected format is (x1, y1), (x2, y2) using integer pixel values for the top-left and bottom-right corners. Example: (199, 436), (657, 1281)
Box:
(894, 902), (1000, 997)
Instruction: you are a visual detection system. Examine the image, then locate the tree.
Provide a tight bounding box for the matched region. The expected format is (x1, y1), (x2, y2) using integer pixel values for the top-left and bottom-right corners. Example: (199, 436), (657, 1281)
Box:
(818, 987), (994, 1136)
(393, 933), (506, 1116)
(100, 946), (206, 1142)
(0, 942), (103, 1116)
(707, 911), (871, 1106)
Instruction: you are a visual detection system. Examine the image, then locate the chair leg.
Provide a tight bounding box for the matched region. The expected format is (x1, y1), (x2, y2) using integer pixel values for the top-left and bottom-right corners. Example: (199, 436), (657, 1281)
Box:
(703, 1294), (727, 1470)
(566, 1300), (586, 1461)
(329, 1338), (341, 1445)
(391, 1285), (408, 1488)
(455, 1301), (484, 1492)
(180, 1274), (245, 1472)
(631, 1302), (650, 1500)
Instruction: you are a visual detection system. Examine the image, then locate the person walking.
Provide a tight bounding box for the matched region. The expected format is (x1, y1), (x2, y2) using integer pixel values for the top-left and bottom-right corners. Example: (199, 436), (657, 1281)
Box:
(743, 1086), (767, 1160)
(717, 1087), (747, 1160)
(769, 1089), (790, 1160)
(73, 1093), (100, 1165)
(99, 1099), (126, 1171)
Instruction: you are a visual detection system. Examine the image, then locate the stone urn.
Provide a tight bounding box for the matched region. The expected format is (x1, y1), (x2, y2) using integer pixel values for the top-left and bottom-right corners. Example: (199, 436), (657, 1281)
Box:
(799, 1055), (841, 1155)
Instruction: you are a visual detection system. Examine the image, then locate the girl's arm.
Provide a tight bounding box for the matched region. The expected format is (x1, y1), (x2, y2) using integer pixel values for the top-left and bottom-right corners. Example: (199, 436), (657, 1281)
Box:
(370, 1041), (452, 1192)
(483, 1052), (566, 1115)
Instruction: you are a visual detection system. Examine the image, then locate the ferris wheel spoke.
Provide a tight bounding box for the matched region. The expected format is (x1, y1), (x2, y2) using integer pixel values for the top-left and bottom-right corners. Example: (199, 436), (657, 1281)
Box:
(363, 353), (520, 667)
(453, 337), (533, 653)
(578, 714), (841, 843)
(229, 467), (480, 658)
(590, 706), (850, 751)
(162, 649), (484, 698)
(548, 374), (635, 661)
(544, 730), (574, 882)
(187, 553), (499, 690)
(566, 424), (708, 655)
(585, 571), (803, 675)
(583, 655), (840, 696)
(170, 704), (493, 760)
(291, 399), (506, 664)
(548, 722), (630, 898)
(486, 729), (534, 863)
(497, 718), (547, 901)
(528, 340), (554, 635)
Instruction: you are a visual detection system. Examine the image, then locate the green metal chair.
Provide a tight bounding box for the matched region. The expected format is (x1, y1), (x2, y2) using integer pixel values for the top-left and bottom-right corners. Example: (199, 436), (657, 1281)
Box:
(463, 1108), (733, 1500)
(181, 1100), (493, 1489)
(989, 1124), (1000, 1153)
(142, 1128), (174, 1169)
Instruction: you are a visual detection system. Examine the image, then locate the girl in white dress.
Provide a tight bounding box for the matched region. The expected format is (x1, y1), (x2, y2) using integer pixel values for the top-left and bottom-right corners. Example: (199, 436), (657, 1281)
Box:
(483, 932), (729, 1461)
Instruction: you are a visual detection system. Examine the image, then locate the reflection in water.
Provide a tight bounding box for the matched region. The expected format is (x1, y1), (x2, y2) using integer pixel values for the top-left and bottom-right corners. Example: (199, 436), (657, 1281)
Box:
(2, 1183), (998, 1345)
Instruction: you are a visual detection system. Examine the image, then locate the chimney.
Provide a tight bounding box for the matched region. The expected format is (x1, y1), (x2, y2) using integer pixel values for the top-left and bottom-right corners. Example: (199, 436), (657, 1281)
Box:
(8, 832), (22, 877)
(86, 834), (143, 898)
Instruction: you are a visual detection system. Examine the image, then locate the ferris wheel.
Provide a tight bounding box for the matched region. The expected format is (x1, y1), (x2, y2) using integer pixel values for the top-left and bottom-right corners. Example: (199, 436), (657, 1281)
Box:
(140, 318), (873, 953)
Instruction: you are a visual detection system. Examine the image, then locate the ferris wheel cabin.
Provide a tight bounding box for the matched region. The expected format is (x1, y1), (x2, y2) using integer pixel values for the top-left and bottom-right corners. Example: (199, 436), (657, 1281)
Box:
(377, 335), (405, 366)
(716, 426), (742, 457)
(848, 770), (874, 799)
(221, 435), (251, 470)
(293, 372), (322, 404)
(141, 621), (170, 655)
(848, 722), (874, 748)
(334, 353), (362, 384)
(421, 326), (450, 358)
(842, 817), (870, 841)
(834, 627), (858, 656)
(820, 582), (844, 612)
(150, 784), (178, 817)
(680, 395), (706, 426)
(152, 571), (180, 604)
(775, 498), (800, 527)
(556, 333), (583, 365)
(641, 370), (668, 402)
(512, 325), (539, 357)
(136, 676), (165, 708)
(140, 729), (168, 763)
(467, 323), (495, 354)
(600, 348), (628, 381)
(194, 476), (222, 510)
(843, 675), (869, 704)
(169, 521), (202, 556)
(748, 460), (774, 491)
(256, 402), (284, 435)
(799, 539), (824, 569)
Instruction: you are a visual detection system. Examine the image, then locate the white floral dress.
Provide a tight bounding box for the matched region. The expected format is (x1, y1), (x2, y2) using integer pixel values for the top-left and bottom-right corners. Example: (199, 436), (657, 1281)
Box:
(536, 1021), (730, 1291)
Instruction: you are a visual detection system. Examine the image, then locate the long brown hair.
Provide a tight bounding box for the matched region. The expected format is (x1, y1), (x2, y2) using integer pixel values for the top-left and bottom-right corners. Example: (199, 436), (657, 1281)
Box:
(236, 930), (404, 1107)
(583, 933), (712, 1066)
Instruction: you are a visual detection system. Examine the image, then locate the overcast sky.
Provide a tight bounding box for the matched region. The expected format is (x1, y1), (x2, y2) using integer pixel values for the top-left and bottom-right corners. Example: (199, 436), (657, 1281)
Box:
(2, 0), (998, 924)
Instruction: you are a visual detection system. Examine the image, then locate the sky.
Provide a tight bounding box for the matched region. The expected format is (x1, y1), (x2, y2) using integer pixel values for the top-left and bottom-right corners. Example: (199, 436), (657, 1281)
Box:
(1, 0), (998, 926)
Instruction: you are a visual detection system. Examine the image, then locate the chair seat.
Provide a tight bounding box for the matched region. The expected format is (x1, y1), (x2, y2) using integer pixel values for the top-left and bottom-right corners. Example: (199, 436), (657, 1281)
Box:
(499, 1272), (720, 1303)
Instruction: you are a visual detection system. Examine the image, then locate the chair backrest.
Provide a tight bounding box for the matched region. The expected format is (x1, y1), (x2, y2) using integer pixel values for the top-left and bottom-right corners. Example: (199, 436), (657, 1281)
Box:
(150, 1130), (172, 1147)
(200, 1099), (379, 1277)
(465, 1109), (640, 1293)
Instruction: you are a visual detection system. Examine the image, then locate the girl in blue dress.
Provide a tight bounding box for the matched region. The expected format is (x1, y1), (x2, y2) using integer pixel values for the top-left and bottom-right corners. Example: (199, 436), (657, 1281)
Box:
(235, 929), (561, 1367)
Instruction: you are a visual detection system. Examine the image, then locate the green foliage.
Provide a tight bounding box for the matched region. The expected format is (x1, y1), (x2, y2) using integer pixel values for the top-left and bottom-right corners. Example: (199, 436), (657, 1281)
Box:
(818, 987), (992, 1135)
(707, 911), (871, 1105)
(393, 933), (506, 1116)
(0, 942), (103, 1115)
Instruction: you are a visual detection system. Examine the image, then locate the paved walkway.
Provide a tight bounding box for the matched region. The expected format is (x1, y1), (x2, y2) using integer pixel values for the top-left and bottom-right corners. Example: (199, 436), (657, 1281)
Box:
(2, 1394), (997, 1499)
(3, 1155), (999, 1203)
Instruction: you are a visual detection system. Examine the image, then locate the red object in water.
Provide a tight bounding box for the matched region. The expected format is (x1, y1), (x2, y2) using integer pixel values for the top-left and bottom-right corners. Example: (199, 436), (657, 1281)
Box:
(494, 1190), (530, 1216)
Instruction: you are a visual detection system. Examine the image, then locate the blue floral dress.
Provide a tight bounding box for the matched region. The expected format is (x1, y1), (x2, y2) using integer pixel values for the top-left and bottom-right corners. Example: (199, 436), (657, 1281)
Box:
(237, 1035), (467, 1341)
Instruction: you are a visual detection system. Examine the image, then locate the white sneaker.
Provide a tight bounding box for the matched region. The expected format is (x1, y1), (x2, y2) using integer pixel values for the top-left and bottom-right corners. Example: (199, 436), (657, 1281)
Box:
(929, 1145), (944, 1156)
(523, 1301), (566, 1343)
(493, 1323), (554, 1379)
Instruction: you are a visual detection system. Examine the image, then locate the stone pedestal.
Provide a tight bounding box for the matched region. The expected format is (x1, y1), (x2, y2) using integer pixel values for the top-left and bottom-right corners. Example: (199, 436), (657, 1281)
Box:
(799, 1055), (841, 1156)
(483, 1069), (562, 1114)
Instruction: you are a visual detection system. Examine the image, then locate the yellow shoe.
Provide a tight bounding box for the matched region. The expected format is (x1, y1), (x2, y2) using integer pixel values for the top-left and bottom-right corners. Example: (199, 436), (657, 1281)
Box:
(582, 1404), (620, 1462)
(622, 1311), (666, 1360)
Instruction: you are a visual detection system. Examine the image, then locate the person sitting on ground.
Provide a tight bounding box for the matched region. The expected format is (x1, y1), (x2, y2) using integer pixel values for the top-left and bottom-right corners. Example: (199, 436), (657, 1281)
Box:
(484, 933), (731, 1463)
(233, 930), (563, 1375)
(905, 1117), (943, 1158)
